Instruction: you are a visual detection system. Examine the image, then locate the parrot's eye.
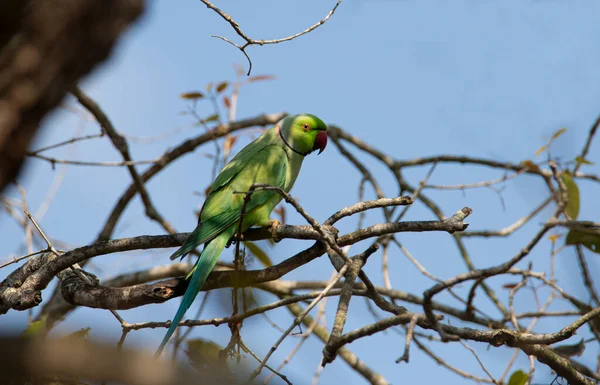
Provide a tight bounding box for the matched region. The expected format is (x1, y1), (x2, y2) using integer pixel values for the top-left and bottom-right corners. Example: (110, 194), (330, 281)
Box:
(302, 123), (310, 132)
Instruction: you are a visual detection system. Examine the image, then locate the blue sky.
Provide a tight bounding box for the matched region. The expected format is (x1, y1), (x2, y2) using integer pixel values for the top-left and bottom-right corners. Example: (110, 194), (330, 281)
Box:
(2, 1), (600, 384)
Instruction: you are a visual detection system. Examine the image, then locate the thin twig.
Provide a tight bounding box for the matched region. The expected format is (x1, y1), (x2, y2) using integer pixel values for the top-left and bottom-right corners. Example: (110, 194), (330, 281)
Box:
(576, 246), (600, 307)
(28, 133), (103, 155)
(573, 114), (600, 174)
(458, 340), (499, 385)
(413, 337), (495, 383)
(395, 314), (419, 363)
(72, 86), (176, 235)
(239, 339), (292, 385)
(200, 0), (343, 75)
(249, 264), (350, 381)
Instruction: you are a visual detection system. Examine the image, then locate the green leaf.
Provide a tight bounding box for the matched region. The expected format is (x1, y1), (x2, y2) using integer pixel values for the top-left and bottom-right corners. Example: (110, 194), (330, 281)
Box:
(247, 75), (276, 83)
(508, 369), (528, 385)
(180, 91), (204, 100)
(520, 160), (540, 173)
(561, 172), (580, 220)
(62, 327), (91, 341)
(551, 127), (567, 140)
(534, 145), (547, 157)
(197, 113), (219, 125)
(186, 338), (224, 371)
(576, 156), (595, 166)
(244, 241), (272, 267)
(566, 229), (600, 254)
(22, 315), (48, 338)
(548, 233), (563, 243)
(215, 82), (229, 94)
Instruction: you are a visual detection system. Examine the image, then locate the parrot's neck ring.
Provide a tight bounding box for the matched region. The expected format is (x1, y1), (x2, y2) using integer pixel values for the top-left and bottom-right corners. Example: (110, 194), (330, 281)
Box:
(277, 123), (308, 156)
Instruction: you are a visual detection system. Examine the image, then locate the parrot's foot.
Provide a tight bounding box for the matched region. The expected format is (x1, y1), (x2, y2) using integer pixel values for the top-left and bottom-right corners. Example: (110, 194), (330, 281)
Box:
(268, 219), (282, 242)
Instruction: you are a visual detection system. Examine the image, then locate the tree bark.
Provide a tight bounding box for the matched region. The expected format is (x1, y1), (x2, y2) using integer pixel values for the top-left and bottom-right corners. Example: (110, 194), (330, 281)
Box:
(0, 0), (145, 193)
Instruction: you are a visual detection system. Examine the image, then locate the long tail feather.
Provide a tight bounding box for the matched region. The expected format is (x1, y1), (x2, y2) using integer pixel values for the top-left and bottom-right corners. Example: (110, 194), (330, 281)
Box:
(155, 227), (234, 356)
(169, 239), (198, 261)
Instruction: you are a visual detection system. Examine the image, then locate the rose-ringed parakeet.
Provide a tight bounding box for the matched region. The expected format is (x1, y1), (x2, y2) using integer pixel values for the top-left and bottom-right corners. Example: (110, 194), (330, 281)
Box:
(155, 114), (328, 355)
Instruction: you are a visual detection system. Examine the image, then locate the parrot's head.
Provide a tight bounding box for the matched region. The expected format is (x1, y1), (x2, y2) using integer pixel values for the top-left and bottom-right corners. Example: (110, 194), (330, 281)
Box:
(279, 113), (328, 156)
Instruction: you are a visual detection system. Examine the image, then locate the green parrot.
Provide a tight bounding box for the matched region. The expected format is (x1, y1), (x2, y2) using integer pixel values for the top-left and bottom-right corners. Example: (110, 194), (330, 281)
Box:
(155, 113), (328, 355)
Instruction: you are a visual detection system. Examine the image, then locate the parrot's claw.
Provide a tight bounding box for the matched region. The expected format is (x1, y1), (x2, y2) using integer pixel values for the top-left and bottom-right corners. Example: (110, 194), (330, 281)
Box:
(268, 219), (282, 242)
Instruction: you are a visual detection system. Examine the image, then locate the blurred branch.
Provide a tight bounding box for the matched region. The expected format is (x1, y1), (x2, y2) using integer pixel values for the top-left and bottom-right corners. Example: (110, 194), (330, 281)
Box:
(0, 0), (144, 193)
(28, 133), (104, 155)
(576, 246), (600, 307)
(50, 267), (600, 381)
(103, 262), (191, 287)
(573, 113), (600, 174)
(0, 337), (241, 385)
(28, 153), (161, 167)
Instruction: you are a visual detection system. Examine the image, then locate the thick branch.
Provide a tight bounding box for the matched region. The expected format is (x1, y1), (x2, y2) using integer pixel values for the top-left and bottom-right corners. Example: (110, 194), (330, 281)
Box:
(0, 0), (144, 193)
(322, 245), (377, 365)
(1, 208), (470, 313)
(60, 269), (188, 310)
(0, 337), (238, 385)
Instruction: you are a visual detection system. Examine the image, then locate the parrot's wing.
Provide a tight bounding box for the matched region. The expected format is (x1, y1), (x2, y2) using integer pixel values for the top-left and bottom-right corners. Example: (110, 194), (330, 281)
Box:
(169, 209), (239, 260)
(208, 131), (275, 194)
(169, 144), (288, 261)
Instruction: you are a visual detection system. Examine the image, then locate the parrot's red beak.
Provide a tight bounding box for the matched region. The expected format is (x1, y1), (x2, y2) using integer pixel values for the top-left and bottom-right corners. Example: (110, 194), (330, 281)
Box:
(314, 131), (328, 155)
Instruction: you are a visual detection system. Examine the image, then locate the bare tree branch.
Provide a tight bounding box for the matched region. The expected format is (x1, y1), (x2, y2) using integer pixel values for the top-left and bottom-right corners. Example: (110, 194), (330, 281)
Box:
(71, 86), (177, 235)
(200, 0), (343, 75)
(0, 201), (470, 314)
(322, 244), (378, 365)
